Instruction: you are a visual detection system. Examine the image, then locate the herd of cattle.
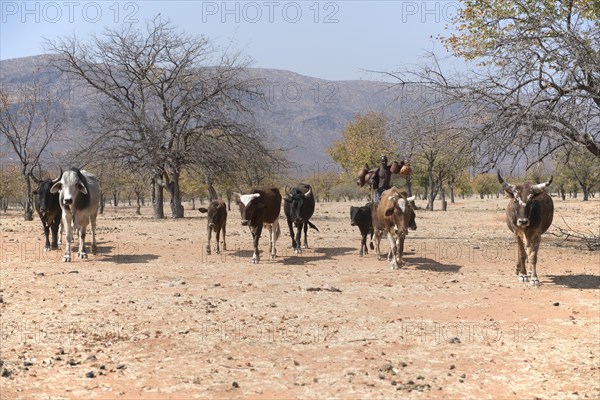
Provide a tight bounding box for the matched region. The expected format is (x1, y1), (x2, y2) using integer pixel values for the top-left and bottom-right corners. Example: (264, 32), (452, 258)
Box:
(31, 168), (555, 286)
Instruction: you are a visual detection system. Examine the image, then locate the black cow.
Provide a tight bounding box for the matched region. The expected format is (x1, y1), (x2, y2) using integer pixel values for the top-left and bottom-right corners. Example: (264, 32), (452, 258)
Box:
(198, 200), (227, 255)
(235, 187), (282, 264)
(349, 202), (374, 257)
(283, 183), (319, 253)
(31, 168), (62, 250)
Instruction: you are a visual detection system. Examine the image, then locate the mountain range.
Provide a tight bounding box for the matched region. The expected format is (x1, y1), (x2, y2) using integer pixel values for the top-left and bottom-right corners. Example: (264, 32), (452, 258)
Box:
(1, 55), (415, 172)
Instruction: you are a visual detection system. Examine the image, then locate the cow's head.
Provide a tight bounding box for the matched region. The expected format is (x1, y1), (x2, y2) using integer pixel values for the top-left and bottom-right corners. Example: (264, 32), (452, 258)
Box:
(284, 186), (312, 223)
(498, 172), (552, 227)
(31, 168), (62, 216)
(50, 168), (88, 211)
(198, 201), (225, 228)
(235, 192), (263, 226)
(350, 205), (369, 226)
(384, 193), (416, 234)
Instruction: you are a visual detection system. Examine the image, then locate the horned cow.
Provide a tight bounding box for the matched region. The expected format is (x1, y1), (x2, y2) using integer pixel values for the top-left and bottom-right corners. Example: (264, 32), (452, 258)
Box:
(283, 183), (318, 253)
(235, 187), (282, 264)
(31, 168), (63, 251)
(51, 168), (101, 262)
(498, 172), (554, 286)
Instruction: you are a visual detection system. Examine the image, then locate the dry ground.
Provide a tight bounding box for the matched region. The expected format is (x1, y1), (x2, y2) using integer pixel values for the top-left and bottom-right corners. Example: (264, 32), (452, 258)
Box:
(0, 195), (599, 399)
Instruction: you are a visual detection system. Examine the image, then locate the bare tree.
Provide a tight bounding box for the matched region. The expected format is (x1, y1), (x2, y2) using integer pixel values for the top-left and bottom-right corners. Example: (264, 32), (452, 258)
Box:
(45, 16), (266, 218)
(0, 80), (65, 220)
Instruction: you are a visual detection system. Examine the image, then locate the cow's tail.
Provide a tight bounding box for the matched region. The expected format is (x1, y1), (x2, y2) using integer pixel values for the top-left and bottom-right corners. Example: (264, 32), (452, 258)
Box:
(307, 220), (319, 232)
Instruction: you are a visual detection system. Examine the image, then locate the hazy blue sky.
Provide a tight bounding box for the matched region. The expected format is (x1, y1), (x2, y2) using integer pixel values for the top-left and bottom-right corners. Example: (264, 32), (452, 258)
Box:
(1, 1), (465, 80)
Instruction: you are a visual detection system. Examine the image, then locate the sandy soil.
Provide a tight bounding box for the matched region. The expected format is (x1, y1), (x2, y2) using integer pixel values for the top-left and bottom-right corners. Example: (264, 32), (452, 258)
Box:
(1, 195), (599, 399)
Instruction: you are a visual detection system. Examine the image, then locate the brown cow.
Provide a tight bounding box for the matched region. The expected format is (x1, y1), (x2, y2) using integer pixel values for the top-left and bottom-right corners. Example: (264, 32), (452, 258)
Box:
(198, 200), (227, 255)
(235, 187), (282, 264)
(371, 187), (416, 269)
(498, 172), (554, 286)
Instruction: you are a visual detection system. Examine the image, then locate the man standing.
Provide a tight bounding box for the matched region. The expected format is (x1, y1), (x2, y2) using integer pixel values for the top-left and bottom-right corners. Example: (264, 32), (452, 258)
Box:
(370, 155), (393, 203)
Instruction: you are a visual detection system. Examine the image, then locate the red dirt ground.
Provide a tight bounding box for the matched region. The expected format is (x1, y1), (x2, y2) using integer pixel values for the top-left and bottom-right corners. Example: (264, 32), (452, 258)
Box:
(1, 196), (599, 399)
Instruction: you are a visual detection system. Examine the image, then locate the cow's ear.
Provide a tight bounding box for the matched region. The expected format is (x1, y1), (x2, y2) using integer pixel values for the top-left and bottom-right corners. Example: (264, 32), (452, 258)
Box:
(503, 189), (514, 198)
(77, 183), (88, 195)
(384, 207), (395, 217)
(50, 182), (62, 193)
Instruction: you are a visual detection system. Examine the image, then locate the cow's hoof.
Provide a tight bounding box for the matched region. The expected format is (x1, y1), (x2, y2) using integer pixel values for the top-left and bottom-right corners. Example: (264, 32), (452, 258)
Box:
(530, 278), (540, 287)
(519, 275), (529, 282)
(358, 251), (363, 257)
(294, 248), (301, 255)
(303, 244), (309, 249)
(252, 259), (259, 264)
(63, 255), (71, 262)
(44, 246), (51, 252)
(222, 245), (227, 251)
(78, 252), (88, 259)
(91, 245), (97, 255)
(216, 249), (221, 254)
(206, 249), (212, 255)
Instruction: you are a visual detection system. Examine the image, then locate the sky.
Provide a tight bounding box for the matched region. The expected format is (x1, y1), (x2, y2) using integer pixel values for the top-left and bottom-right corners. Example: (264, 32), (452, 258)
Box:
(0, 0), (466, 80)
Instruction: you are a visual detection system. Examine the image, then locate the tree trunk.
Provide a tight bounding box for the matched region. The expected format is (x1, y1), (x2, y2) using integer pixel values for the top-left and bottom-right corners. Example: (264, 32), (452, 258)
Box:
(426, 165), (436, 211)
(205, 174), (218, 201)
(582, 184), (589, 201)
(449, 185), (455, 203)
(135, 191), (142, 215)
(153, 173), (165, 219)
(165, 169), (184, 218)
(113, 190), (119, 207)
(440, 184), (447, 211)
(99, 193), (105, 214)
(24, 172), (34, 221)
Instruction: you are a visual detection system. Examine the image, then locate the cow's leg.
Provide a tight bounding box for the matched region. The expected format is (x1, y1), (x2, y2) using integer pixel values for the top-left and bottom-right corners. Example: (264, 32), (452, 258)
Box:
(50, 216), (60, 250)
(294, 222), (302, 254)
(58, 220), (63, 245)
(516, 234), (528, 282)
(527, 235), (541, 287)
(77, 218), (89, 259)
(42, 222), (51, 251)
(270, 219), (280, 260)
(90, 212), (98, 254)
(252, 224), (262, 264)
(359, 231), (366, 257)
(374, 230), (383, 260)
(287, 217), (297, 250)
(303, 222), (309, 249)
(221, 223), (227, 251)
(62, 213), (73, 262)
(205, 224), (213, 255)
(215, 226), (221, 254)
(387, 231), (399, 269)
(397, 234), (406, 267)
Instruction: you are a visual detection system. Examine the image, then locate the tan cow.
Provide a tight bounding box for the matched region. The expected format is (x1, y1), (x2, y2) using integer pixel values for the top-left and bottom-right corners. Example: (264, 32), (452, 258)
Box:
(371, 187), (416, 269)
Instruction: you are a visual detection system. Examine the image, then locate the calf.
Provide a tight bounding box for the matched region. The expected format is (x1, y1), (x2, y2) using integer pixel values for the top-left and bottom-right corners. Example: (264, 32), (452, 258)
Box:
(498, 172), (554, 286)
(349, 202), (374, 257)
(235, 187), (282, 264)
(284, 184), (318, 253)
(198, 200), (227, 255)
(31, 168), (62, 250)
(371, 187), (416, 269)
(51, 168), (101, 262)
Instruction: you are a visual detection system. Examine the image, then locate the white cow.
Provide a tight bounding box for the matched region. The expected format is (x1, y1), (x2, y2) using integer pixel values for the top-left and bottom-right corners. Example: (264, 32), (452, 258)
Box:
(51, 168), (101, 262)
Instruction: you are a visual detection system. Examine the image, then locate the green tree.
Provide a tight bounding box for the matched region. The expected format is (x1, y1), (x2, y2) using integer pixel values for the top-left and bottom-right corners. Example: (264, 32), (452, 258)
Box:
(327, 112), (398, 176)
(441, 0), (600, 159)
(554, 146), (600, 201)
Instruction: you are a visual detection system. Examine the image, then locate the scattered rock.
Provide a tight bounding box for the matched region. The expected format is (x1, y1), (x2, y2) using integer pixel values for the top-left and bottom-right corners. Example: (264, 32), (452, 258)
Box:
(116, 363), (126, 370)
(232, 381), (239, 388)
(68, 270), (79, 274)
(553, 302), (560, 306)
(1, 368), (11, 378)
(86, 371), (95, 378)
(23, 361), (33, 367)
(67, 359), (81, 366)
(447, 337), (461, 344)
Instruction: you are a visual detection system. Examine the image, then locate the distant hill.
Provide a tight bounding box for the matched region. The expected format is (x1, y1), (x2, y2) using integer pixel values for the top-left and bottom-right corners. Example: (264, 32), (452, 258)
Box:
(0, 55), (415, 172)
